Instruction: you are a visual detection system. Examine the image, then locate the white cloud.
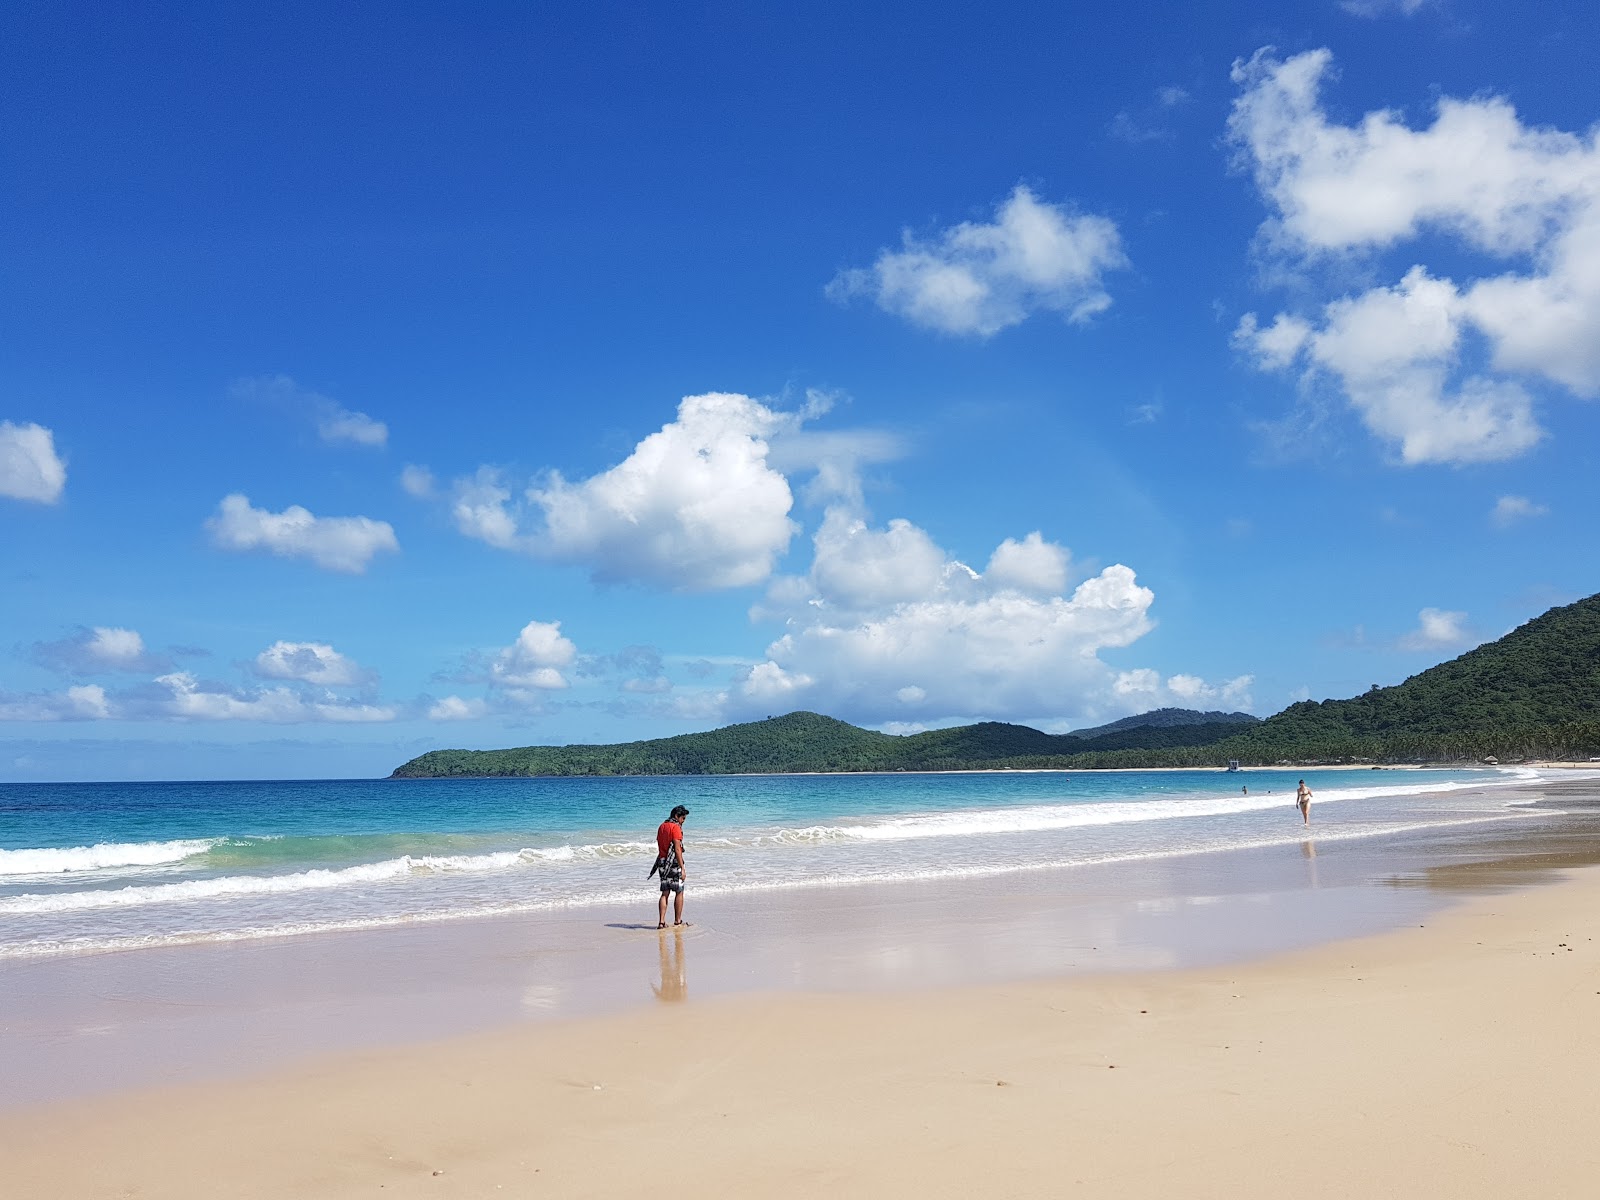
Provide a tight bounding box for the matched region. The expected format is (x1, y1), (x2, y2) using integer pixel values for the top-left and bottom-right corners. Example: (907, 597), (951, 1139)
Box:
(1229, 47), (1600, 464)
(450, 468), (521, 549)
(1490, 494), (1550, 528)
(449, 393), (801, 591)
(155, 672), (396, 722)
(490, 619), (578, 691)
(730, 510), (1165, 724)
(765, 425), (906, 508)
(0, 685), (117, 721)
(253, 641), (372, 687)
(31, 626), (165, 674)
(428, 695), (488, 721)
(985, 532), (1070, 596)
(318, 408), (387, 448)
(1397, 607), (1471, 651)
(827, 185), (1126, 337)
(66, 684), (111, 719)
(807, 509), (949, 609)
(400, 464), (437, 498)
(206, 494), (399, 573)
(0, 420), (66, 504)
(232, 376), (387, 448)
(1341, 0), (1430, 16)
(1112, 669), (1255, 711)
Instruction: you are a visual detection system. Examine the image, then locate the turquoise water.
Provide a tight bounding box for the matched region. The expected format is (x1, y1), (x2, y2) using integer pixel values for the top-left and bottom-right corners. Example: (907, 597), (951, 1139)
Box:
(0, 768), (1537, 958)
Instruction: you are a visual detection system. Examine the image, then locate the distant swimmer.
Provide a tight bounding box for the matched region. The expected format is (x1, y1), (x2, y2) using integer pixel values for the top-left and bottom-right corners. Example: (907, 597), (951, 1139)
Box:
(1296, 779), (1312, 825)
(651, 804), (690, 929)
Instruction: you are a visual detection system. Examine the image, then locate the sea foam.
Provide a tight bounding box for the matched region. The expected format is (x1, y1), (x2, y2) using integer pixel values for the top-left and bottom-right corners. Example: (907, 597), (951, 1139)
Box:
(0, 839), (219, 877)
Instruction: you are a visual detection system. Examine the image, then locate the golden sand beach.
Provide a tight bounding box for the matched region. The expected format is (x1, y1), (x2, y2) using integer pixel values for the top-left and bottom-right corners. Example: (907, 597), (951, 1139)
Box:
(5, 849), (1599, 1199)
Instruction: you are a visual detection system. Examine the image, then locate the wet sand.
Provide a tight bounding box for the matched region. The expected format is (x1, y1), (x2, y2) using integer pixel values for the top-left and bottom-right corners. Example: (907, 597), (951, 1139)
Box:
(3, 777), (1599, 1195)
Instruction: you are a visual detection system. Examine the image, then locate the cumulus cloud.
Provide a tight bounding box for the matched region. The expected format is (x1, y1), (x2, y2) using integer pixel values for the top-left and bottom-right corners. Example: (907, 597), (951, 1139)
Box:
(827, 185), (1127, 337)
(206, 494), (399, 573)
(232, 376), (388, 449)
(446, 393), (803, 591)
(253, 641), (373, 687)
(728, 509), (1174, 725)
(0, 420), (66, 504)
(1, 674), (396, 724)
(0, 685), (114, 721)
(155, 672), (396, 722)
(1397, 607), (1472, 651)
(490, 619), (579, 692)
(428, 695), (488, 721)
(31, 626), (165, 674)
(1490, 494), (1550, 528)
(985, 532), (1070, 596)
(1111, 669), (1255, 711)
(1229, 47), (1600, 464)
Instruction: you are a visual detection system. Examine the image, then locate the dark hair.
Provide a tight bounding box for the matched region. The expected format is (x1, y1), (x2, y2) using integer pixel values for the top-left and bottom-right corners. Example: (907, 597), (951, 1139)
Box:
(669, 805), (690, 821)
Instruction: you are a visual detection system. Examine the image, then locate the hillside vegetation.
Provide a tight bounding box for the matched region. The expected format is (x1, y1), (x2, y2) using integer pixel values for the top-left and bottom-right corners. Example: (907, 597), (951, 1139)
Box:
(391, 595), (1600, 777)
(391, 711), (1254, 777)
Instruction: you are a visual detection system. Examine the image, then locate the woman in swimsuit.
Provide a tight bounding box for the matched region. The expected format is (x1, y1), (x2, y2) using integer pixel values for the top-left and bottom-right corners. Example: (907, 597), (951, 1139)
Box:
(1296, 779), (1312, 825)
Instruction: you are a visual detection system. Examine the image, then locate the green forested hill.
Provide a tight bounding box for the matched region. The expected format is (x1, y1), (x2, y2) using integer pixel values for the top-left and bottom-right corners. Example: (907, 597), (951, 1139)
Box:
(1202, 593), (1600, 763)
(390, 710), (1252, 777)
(391, 595), (1600, 777)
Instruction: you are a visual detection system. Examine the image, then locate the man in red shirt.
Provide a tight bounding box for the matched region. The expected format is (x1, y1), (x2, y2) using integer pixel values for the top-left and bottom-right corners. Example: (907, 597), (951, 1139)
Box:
(654, 804), (689, 929)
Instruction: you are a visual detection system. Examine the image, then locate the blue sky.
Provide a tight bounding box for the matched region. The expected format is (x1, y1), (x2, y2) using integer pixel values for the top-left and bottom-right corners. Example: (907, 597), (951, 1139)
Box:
(4, 1), (1597, 780)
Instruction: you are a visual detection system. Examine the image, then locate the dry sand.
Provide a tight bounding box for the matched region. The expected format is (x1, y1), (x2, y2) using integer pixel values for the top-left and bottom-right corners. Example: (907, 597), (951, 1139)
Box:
(5, 863), (1600, 1199)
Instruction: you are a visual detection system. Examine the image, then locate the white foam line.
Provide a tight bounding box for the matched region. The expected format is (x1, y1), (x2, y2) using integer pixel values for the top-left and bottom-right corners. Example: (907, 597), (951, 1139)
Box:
(0, 809), (1539, 960)
(0, 839), (221, 877)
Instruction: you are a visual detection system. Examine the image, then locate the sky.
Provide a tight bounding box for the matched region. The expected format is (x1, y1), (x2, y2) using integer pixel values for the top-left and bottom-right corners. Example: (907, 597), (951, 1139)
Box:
(3, 0), (1598, 781)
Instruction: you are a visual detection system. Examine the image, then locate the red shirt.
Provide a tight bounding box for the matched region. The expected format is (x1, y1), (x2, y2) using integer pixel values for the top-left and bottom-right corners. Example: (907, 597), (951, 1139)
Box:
(656, 820), (683, 859)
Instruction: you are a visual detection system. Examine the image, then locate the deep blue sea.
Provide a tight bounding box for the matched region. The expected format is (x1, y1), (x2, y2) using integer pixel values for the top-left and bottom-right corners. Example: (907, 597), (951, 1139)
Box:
(0, 767), (1540, 959)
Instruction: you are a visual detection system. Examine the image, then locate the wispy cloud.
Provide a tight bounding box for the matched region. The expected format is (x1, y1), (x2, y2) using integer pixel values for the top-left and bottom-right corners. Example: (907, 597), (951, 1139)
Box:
(1490, 494), (1549, 528)
(231, 375), (388, 449)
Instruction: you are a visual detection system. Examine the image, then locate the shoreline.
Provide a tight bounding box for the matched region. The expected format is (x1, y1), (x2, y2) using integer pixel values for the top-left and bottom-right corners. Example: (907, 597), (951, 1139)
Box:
(4, 774), (1598, 1113)
(5, 843), (1600, 1197)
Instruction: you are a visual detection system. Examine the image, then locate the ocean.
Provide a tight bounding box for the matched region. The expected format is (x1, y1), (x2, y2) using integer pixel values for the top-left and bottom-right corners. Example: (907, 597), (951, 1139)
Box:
(0, 767), (1547, 960)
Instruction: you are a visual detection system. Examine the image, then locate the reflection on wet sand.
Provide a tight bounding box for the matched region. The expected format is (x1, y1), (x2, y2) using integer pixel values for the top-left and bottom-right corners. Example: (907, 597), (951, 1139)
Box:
(1301, 838), (1319, 888)
(653, 928), (687, 1002)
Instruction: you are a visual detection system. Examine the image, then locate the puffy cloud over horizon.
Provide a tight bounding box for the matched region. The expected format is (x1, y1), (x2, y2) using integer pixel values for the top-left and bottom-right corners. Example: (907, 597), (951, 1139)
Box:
(0, 420), (67, 504)
(722, 507), (1245, 727)
(1230, 47), (1600, 464)
(490, 619), (579, 694)
(253, 640), (374, 687)
(155, 671), (397, 722)
(206, 494), (399, 573)
(828, 185), (1127, 337)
